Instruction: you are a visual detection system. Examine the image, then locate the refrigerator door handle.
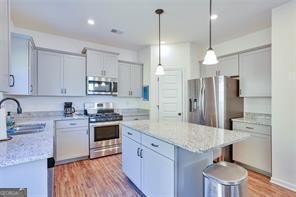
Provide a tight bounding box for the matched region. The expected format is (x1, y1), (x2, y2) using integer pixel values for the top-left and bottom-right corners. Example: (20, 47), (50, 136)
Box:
(189, 98), (193, 112)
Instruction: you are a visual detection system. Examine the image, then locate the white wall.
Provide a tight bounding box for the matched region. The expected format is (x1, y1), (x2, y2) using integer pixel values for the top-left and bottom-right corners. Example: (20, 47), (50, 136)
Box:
(148, 42), (202, 121)
(3, 26), (145, 112)
(205, 28), (272, 114)
(271, 0), (296, 191)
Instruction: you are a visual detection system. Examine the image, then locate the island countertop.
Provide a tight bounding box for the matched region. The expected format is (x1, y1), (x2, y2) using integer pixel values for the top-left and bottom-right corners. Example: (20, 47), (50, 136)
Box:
(0, 120), (54, 168)
(121, 120), (250, 153)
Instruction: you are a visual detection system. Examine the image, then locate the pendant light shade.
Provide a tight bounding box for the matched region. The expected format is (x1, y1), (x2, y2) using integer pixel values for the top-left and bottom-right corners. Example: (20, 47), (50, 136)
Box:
(155, 9), (165, 75)
(203, 48), (218, 65)
(155, 64), (165, 75)
(203, 0), (219, 65)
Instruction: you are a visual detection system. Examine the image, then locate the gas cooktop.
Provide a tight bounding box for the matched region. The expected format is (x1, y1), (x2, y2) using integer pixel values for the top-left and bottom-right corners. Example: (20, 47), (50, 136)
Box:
(88, 112), (123, 123)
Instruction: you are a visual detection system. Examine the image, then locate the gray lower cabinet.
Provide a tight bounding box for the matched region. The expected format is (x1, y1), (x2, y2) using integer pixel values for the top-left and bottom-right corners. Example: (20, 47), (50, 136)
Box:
(0, 0), (10, 92)
(37, 50), (86, 96)
(118, 61), (143, 97)
(239, 47), (271, 97)
(9, 33), (37, 95)
(55, 119), (89, 164)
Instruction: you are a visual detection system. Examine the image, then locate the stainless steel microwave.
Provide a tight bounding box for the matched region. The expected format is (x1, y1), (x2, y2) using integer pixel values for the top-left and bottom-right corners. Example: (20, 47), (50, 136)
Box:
(87, 76), (118, 95)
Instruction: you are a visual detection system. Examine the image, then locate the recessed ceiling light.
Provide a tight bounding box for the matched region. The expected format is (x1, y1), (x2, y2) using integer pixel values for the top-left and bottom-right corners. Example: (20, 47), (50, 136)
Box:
(88, 19), (95, 25)
(161, 41), (166, 44)
(211, 14), (218, 20)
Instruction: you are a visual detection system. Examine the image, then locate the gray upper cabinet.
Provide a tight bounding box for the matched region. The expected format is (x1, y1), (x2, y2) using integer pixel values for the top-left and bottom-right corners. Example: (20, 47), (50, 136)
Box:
(218, 55), (239, 76)
(9, 33), (37, 95)
(239, 47), (271, 97)
(84, 48), (119, 78)
(37, 50), (86, 96)
(38, 50), (63, 96)
(63, 55), (86, 96)
(0, 0), (10, 92)
(118, 61), (143, 98)
(200, 54), (239, 78)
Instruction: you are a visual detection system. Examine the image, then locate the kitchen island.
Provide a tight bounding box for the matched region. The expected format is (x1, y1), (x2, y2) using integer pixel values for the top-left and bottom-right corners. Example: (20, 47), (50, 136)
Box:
(121, 120), (250, 197)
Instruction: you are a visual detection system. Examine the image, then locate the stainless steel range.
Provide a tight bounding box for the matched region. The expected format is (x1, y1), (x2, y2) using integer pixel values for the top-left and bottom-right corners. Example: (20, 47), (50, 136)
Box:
(84, 102), (123, 159)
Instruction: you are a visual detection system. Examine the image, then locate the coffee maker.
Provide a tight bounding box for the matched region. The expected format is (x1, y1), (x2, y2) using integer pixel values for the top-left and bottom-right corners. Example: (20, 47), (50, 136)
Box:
(64, 102), (75, 117)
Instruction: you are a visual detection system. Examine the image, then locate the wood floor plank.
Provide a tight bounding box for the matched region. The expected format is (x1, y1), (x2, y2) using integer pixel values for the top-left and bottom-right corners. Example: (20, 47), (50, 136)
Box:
(55, 154), (296, 197)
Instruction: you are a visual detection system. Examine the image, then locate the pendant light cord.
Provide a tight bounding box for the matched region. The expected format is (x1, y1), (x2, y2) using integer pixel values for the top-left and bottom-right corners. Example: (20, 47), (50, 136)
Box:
(158, 12), (161, 65)
(209, 0), (212, 49)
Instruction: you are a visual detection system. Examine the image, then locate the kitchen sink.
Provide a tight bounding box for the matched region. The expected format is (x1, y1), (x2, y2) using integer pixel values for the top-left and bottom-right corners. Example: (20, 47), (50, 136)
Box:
(8, 123), (46, 135)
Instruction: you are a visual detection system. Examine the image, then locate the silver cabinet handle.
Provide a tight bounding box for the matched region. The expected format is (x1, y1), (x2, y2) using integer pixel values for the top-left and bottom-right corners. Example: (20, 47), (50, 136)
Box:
(127, 132), (133, 135)
(131, 91), (133, 96)
(246, 126), (254, 130)
(69, 123), (77, 126)
(64, 88), (67, 94)
(86, 129), (89, 135)
(151, 143), (159, 148)
(30, 85), (33, 93)
(61, 88), (64, 94)
(140, 149), (143, 158)
(137, 147), (140, 157)
(101, 70), (103, 76)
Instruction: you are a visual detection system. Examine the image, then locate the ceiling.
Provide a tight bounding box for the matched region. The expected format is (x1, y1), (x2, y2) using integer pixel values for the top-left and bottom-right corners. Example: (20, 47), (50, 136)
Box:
(11, 0), (288, 50)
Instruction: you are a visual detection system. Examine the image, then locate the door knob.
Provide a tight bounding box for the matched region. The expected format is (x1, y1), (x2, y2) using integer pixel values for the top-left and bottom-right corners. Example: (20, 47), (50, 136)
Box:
(178, 113), (182, 116)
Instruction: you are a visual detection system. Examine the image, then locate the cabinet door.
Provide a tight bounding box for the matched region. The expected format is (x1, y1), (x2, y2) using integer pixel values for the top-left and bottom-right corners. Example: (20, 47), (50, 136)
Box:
(141, 146), (174, 197)
(122, 135), (141, 189)
(218, 54), (239, 77)
(37, 51), (63, 96)
(239, 47), (271, 97)
(0, 0), (10, 92)
(86, 50), (104, 76)
(103, 54), (118, 78)
(233, 133), (271, 173)
(130, 64), (143, 97)
(56, 127), (89, 162)
(63, 55), (86, 96)
(28, 41), (37, 95)
(118, 62), (131, 97)
(9, 36), (29, 95)
(200, 64), (218, 78)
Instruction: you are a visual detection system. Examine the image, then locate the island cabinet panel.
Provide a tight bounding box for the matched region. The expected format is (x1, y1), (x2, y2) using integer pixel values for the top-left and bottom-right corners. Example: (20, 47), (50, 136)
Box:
(122, 134), (142, 189)
(122, 126), (175, 196)
(141, 145), (175, 197)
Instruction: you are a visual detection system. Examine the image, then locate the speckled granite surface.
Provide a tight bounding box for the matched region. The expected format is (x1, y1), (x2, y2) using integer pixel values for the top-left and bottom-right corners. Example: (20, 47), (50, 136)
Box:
(121, 120), (250, 153)
(115, 108), (149, 117)
(0, 120), (54, 168)
(232, 112), (271, 126)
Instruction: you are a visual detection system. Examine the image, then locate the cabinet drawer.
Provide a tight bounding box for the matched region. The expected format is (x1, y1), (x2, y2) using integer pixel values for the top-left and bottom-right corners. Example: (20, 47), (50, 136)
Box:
(122, 126), (141, 143)
(142, 134), (175, 160)
(56, 119), (88, 129)
(233, 122), (271, 135)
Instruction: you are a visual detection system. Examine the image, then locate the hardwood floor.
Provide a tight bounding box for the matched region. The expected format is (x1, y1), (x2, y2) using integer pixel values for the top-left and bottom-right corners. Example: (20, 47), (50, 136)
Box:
(55, 154), (296, 197)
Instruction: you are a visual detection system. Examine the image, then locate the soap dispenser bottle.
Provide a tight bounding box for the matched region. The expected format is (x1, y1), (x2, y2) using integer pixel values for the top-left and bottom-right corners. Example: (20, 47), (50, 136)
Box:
(6, 112), (15, 130)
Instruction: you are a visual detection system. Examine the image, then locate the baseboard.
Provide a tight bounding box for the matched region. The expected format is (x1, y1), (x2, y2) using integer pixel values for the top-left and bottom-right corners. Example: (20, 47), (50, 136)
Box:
(270, 177), (296, 192)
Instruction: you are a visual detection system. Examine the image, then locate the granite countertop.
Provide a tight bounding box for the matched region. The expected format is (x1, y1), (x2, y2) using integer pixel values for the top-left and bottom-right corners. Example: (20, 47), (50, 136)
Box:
(14, 113), (89, 123)
(232, 117), (271, 126)
(115, 108), (149, 117)
(0, 120), (54, 168)
(121, 120), (250, 154)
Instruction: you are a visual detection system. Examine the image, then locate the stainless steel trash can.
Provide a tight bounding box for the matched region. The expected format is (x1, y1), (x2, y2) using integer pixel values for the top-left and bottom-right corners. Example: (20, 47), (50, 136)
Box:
(203, 161), (248, 197)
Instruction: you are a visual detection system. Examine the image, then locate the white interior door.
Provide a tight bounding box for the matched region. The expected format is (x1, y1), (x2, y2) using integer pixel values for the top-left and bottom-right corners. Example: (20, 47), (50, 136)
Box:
(158, 69), (183, 121)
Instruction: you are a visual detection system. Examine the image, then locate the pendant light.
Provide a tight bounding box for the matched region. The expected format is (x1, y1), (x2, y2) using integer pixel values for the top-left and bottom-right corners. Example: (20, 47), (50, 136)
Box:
(155, 9), (165, 75)
(203, 0), (219, 65)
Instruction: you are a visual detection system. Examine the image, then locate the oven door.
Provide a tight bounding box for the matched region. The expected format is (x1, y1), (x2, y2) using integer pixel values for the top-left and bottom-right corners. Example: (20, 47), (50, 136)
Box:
(90, 122), (121, 149)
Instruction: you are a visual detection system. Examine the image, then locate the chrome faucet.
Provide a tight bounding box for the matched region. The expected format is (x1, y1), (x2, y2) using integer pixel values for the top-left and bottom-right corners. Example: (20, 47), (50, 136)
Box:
(0, 98), (22, 114)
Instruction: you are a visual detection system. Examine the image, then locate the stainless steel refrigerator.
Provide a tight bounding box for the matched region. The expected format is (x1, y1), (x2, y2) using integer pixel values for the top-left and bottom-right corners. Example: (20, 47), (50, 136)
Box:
(188, 76), (243, 160)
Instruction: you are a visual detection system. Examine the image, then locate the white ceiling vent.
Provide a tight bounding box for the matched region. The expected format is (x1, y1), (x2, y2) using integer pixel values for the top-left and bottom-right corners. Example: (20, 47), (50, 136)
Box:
(111, 29), (124, 35)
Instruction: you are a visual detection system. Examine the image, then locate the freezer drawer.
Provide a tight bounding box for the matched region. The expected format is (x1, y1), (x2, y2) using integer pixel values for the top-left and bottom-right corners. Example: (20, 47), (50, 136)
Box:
(233, 132), (271, 174)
